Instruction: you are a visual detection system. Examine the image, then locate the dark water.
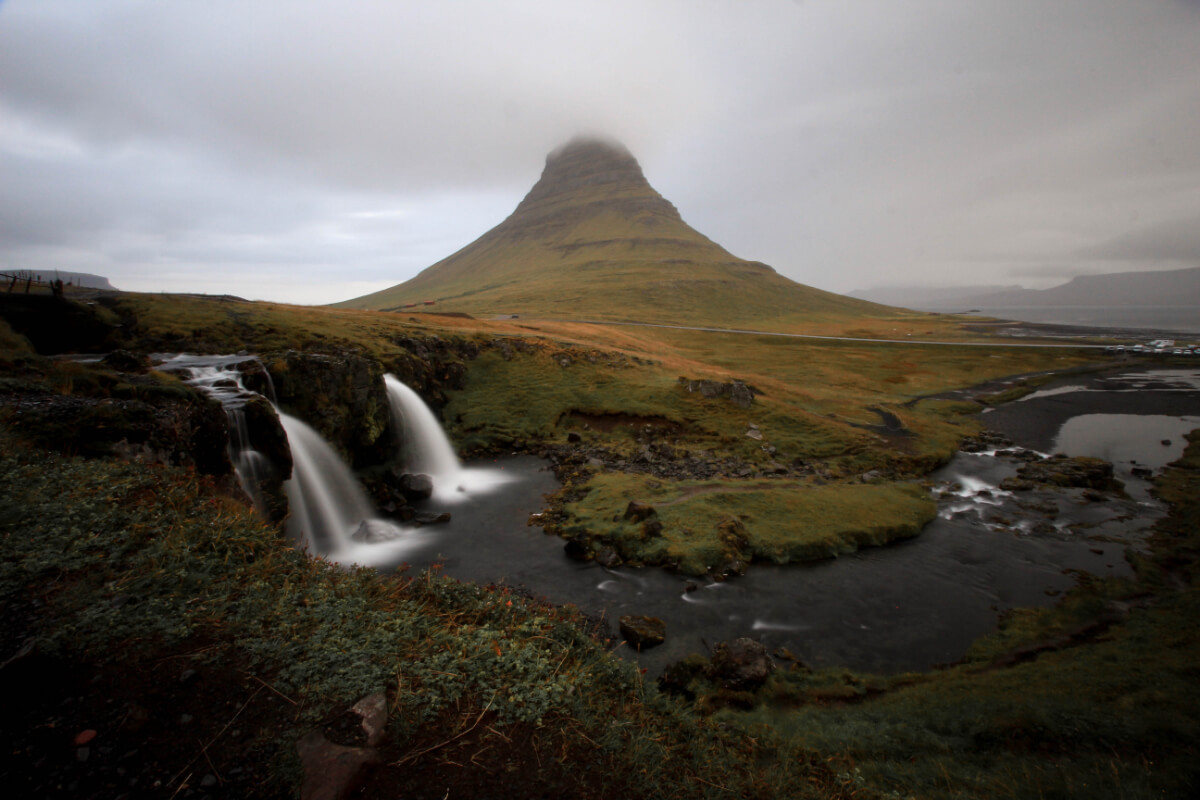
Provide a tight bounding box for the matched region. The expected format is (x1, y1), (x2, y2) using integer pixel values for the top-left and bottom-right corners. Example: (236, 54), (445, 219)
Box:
(361, 369), (1200, 676)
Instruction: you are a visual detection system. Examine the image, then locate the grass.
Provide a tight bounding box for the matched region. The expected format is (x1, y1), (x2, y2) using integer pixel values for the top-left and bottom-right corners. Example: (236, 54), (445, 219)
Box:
(0, 423), (859, 798)
(553, 471), (935, 574)
(693, 430), (1200, 799)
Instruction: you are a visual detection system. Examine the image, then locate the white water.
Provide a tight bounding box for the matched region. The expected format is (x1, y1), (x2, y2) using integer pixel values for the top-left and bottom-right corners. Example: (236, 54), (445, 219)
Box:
(383, 374), (514, 502)
(161, 354), (422, 565)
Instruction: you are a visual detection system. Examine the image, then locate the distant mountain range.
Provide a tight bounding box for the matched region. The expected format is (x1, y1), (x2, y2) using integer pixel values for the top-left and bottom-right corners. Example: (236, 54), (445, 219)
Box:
(851, 267), (1200, 310)
(338, 138), (886, 327)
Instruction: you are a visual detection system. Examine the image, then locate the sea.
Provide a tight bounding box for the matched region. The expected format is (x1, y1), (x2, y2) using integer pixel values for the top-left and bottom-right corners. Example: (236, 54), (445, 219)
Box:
(941, 306), (1200, 336)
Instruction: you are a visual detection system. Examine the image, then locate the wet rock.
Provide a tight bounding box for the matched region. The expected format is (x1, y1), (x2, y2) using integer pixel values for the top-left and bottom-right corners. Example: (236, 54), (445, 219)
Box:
(399, 473), (434, 501)
(412, 511), (451, 526)
(1009, 455), (1124, 493)
(595, 547), (623, 568)
(563, 534), (593, 561)
(265, 350), (391, 468)
(619, 615), (666, 650)
(709, 638), (776, 689)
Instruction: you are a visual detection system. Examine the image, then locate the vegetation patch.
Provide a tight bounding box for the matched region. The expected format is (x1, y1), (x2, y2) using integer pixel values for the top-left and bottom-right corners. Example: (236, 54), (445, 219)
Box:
(549, 471), (936, 575)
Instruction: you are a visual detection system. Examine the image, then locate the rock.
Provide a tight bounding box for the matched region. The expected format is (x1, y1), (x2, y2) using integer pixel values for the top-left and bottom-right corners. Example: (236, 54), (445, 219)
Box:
(567, 432), (582, 443)
(102, 350), (152, 373)
(73, 729), (98, 746)
(266, 350), (391, 468)
(350, 693), (388, 747)
(1011, 456), (1124, 493)
(399, 473), (434, 501)
(412, 511), (451, 526)
(563, 534), (593, 561)
(709, 638), (776, 689)
(679, 378), (755, 407)
(745, 428), (763, 441)
(595, 547), (623, 568)
(296, 730), (379, 800)
(624, 501), (656, 522)
(618, 615), (666, 650)
(1131, 466), (1153, 479)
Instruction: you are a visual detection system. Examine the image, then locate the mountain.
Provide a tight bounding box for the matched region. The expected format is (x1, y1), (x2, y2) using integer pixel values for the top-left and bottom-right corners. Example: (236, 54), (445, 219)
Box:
(854, 267), (1200, 311)
(337, 138), (882, 326)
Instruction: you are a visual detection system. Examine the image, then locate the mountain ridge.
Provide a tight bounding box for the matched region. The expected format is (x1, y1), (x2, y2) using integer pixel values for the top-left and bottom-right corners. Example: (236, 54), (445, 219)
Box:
(852, 266), (1200, 310)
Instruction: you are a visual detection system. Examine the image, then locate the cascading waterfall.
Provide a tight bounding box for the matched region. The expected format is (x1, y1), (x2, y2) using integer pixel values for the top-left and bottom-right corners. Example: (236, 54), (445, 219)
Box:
(161, 354), (416, 564)
(384, 374), (514, 502)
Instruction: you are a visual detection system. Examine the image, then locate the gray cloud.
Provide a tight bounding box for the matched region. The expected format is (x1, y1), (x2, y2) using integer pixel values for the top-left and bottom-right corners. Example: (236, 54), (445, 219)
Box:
(2, 0), (1199, 303)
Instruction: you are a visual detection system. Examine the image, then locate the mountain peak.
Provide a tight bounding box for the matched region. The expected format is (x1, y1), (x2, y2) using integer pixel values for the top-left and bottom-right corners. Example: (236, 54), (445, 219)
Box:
(339, 138), (878, 326)
(509, 136), (680, 225)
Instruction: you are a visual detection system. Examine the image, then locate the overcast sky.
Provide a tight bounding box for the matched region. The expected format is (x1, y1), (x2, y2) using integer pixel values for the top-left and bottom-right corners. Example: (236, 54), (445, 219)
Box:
(2, 0), (1199, 305)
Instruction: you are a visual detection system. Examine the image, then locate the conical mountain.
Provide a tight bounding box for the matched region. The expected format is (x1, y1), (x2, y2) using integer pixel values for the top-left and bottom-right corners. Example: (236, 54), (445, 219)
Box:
(338, 137), (881, 326)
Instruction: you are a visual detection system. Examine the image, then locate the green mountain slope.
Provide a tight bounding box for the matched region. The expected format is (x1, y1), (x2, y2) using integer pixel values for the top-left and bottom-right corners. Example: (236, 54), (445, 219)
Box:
(338, 138), (887, 327)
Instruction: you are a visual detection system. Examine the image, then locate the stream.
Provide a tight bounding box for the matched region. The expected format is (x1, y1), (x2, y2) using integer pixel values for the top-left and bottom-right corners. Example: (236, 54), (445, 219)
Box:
(387, 368), (1200, 676)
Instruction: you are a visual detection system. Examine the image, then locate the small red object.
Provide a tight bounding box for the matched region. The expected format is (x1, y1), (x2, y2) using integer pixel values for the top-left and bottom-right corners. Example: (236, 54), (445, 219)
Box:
(74, 729), (98, 746)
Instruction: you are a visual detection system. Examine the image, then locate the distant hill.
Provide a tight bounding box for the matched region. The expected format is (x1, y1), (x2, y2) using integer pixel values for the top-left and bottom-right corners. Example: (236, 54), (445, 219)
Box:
(853, 267), (1200, 310)
(2, 270), (116, 291)
(337, 138), (886, 327)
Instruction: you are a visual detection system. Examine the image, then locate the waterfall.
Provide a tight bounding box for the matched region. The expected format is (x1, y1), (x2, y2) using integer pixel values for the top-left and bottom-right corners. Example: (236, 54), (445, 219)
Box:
(160, 354), (419, 565)
(383, 374), (515, 502)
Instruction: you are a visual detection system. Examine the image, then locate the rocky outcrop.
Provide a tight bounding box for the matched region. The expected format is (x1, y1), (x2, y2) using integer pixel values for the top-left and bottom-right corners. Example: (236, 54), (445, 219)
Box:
(1001, 455), (1125, 494)
(263, 350), (392, 468)
(678, 378), (755, 408)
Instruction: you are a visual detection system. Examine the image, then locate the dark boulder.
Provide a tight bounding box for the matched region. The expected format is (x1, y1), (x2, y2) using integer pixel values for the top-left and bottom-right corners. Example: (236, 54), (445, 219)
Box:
(709, 638), (776, 689)
(398, 473), (434, 501)
(619, 615), (666, 650)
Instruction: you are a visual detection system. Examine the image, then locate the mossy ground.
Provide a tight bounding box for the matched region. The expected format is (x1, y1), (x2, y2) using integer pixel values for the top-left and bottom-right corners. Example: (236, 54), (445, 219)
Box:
(557, 471), (935, 574)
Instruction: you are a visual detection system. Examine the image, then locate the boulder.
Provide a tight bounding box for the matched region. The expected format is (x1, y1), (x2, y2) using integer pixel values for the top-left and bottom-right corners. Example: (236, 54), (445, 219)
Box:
(399, 473), (434, 501)
(709, 638), (776, 689)
(619, 615), (666, 650)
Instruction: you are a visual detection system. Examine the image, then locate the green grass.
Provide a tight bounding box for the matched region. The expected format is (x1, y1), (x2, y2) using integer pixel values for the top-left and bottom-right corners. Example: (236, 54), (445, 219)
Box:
(556, 471), (935, 574)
